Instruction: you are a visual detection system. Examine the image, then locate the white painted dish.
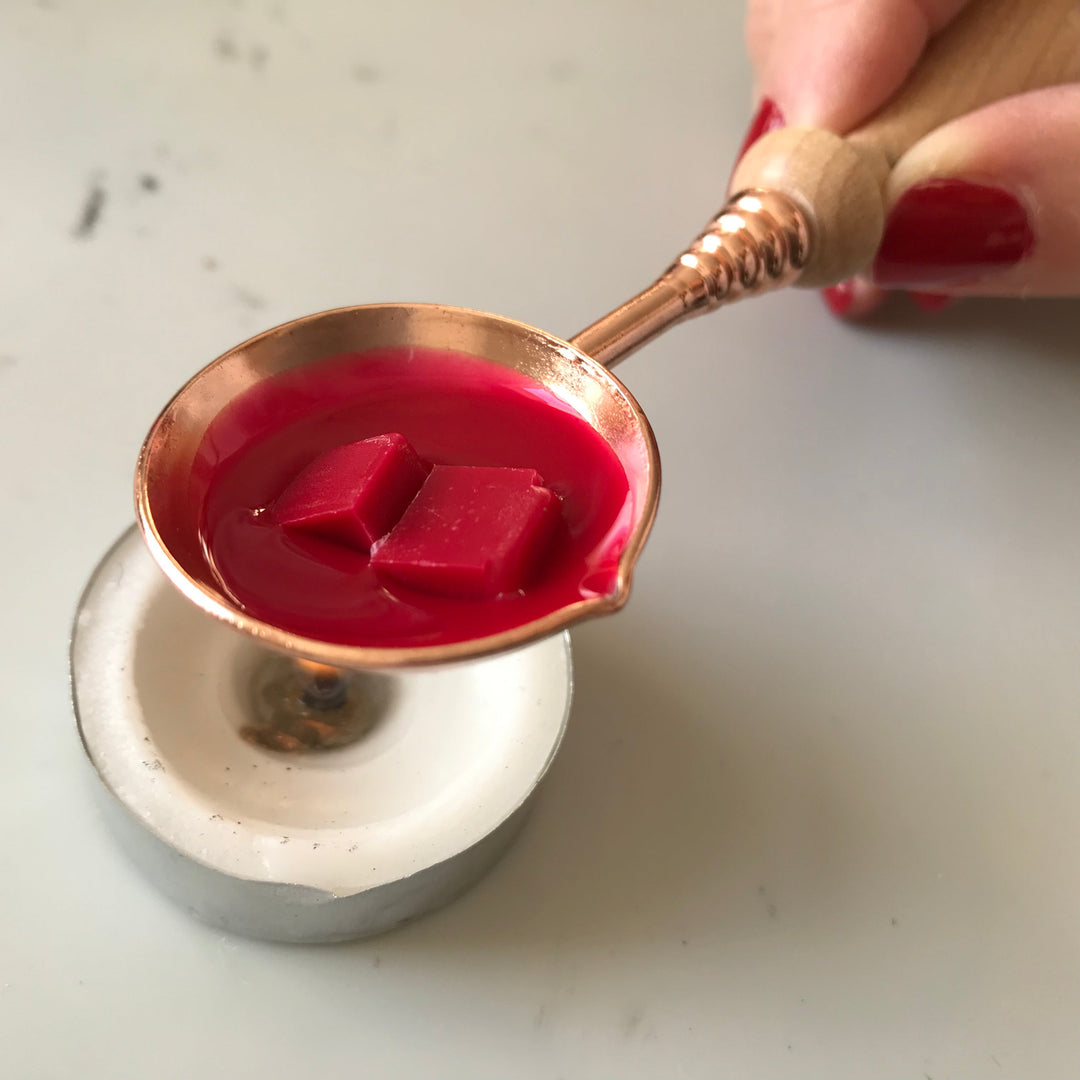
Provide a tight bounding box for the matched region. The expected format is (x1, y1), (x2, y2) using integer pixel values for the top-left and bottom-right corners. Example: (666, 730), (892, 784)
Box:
(72, 527), (573, 943)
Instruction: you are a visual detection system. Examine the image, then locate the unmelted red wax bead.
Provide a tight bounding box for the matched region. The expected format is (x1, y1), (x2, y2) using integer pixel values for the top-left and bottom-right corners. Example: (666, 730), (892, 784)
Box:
(371, 465), (561, 599)
(272, 433), (427, 551)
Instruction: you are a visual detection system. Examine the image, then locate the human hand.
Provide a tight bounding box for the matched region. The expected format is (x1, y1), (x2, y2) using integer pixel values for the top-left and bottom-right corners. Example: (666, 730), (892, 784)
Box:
(739, 0), (1080, 316)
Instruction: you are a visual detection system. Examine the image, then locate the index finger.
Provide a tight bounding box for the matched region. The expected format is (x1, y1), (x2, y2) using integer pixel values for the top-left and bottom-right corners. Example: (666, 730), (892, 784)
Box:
(747, 0), (974, 132)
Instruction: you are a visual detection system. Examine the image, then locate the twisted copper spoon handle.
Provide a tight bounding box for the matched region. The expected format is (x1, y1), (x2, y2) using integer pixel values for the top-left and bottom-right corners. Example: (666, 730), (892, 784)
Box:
(572, 190), (809, 367)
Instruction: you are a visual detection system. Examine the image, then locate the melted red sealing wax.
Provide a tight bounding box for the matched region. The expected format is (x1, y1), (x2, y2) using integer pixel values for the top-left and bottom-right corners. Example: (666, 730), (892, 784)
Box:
(198, 348), (634, 648)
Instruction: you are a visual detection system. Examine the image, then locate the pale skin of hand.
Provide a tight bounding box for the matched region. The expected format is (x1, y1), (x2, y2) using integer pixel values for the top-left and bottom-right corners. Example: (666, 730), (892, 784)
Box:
(746, 0), (1080, 313)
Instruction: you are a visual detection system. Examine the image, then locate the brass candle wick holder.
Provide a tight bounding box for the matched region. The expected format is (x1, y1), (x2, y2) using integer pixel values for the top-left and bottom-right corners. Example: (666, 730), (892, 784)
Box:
(239, 657), (387, 754)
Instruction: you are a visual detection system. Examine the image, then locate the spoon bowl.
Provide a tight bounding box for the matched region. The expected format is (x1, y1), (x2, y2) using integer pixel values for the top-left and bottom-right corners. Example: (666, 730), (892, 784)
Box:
(136, 302), (660, 669)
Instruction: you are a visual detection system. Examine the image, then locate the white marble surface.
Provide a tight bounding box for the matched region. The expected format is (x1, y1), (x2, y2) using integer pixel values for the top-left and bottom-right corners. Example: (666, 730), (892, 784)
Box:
(3, 1), (1080, 1077)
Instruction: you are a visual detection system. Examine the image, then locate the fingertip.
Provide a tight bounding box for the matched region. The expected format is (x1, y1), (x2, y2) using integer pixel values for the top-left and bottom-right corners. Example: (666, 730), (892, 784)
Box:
(822, 281), (856, 317)
(872, 179), (1034, 288)
(873, 87), (1080, 298)
(821, 279), (886, 319)
(732, 97), (786, 179)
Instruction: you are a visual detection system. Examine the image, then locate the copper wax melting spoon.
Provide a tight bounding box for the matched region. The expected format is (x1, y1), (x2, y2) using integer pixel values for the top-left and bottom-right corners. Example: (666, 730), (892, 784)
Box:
(137, 0), (1080, 669)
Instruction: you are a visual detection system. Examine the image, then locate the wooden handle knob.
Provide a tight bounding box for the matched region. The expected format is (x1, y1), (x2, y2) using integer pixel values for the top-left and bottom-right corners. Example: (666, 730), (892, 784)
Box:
(729, 0), (1080, 287)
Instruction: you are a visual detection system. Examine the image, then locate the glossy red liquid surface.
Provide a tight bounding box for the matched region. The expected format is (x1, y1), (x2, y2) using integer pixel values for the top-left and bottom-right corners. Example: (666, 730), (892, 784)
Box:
(198, 349), (634, 648)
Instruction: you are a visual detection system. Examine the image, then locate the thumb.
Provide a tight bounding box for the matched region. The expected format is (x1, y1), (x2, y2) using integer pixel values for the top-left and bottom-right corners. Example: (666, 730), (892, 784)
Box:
(870, 84), (1080, 297)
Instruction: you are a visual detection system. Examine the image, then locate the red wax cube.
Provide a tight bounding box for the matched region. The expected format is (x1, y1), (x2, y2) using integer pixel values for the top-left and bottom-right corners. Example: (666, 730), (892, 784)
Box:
(371, 465), (561, 599)
(272, 434), (428, 551)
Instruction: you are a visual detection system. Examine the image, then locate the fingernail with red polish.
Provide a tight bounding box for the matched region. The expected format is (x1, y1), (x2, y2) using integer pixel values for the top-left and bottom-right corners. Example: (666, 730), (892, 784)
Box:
(735, 97), (785, 165)
(822, 280), (855, 317)
(909, 291), (954, 312)
(873, 179), (1034, 288)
